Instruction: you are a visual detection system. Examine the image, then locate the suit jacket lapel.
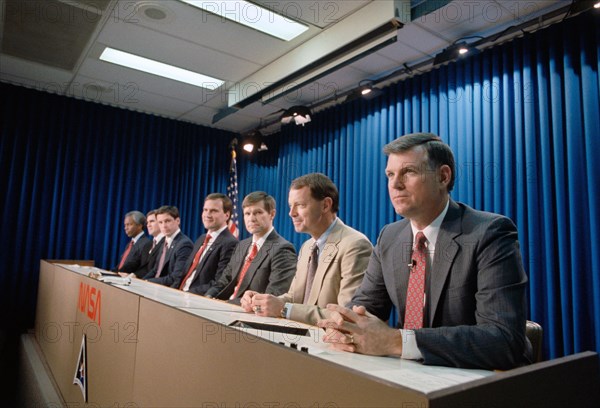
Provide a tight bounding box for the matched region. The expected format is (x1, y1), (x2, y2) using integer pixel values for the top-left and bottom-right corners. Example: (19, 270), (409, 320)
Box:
(428, 200), (461, 327)
(197, 232), (222, 271)
(389, 222), (413, 326)
(165, 234), (181, 268)
(306, 221), (342, 304)
(293, 239), (314, 302)
(184, 235), (204, 272)
(235, 239), (252, 273)
(150, 236), (165, 255)
(237, 233), (275, 293)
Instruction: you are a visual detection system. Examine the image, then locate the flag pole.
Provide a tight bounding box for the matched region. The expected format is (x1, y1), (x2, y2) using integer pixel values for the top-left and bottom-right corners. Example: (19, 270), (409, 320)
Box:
(227, 139), (240, 239)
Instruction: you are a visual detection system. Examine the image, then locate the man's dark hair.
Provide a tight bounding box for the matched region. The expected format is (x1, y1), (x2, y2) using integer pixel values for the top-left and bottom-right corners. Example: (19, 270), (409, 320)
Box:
(242, 191), (276, 213)
(205, 193), (233, 221)
(156, 205), (180, 219)
(290, 173), (339, 214)
(383, 132), (456, 192)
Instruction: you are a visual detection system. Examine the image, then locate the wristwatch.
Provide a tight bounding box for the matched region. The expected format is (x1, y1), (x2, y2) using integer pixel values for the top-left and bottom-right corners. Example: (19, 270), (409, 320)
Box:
(280, 302), (290, 318)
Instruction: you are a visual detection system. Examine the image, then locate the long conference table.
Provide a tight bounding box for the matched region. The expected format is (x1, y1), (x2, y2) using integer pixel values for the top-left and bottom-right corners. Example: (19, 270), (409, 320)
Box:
(34, 260), (600, 407)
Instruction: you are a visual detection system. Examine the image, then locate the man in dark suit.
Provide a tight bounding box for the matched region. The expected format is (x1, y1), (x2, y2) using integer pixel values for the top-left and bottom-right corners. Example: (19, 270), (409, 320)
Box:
(112, 210), (150, 275)
(205, 191), (296, 303)
(319, 133), (531, 370)
(138, 209), (164, 278)
(176, 193), (238, 294)
(143, 205), (193, 287)
(120, 209), (163, 279)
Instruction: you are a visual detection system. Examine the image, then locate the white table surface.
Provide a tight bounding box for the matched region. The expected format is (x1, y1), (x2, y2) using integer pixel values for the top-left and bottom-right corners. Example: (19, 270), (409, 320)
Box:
(58, 263), (495, 394)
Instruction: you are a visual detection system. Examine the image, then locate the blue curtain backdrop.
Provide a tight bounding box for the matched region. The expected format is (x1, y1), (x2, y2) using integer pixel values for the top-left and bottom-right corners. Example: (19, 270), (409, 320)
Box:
(236, 11), (599, 360)
(0, 84), (236, 329)
(1, 11), (598, 362)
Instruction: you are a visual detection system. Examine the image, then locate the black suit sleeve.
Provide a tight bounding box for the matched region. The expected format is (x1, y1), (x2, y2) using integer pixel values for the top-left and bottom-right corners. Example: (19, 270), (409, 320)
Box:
(263, 240), (297, 296)
(348, 224), (395, 321)
(142, 267), (155, 280)
(132, 239), (153, 278)
(210, 239), (237, 287)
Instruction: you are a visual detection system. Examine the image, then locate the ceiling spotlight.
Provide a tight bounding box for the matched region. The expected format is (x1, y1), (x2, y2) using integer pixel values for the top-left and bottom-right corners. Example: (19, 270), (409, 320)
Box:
(358, 80), (383, 100)
(281, 106), (312, 126)
(571, 0), (600, 12)
(433, 42), (480, 66)
(345, 80), (383, 103)
(359, 82), (375, 95)
(241, 130), (268, 153)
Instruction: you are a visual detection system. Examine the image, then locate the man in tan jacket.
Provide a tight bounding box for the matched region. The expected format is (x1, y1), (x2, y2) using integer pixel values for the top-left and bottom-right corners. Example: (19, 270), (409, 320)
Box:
(241, 173), (372, 325)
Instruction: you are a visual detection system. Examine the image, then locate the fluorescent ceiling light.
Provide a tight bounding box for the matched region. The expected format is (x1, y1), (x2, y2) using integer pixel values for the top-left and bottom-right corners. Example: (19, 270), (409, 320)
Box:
(180, 0), (309, 41)
(99, 47), (224, 89)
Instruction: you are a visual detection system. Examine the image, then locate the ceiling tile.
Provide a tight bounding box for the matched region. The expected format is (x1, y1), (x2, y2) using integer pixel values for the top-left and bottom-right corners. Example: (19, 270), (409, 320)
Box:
(177, 104), (220, 125)
(375, 39), (431, 66)
(395, 24), (448, 56)
(0, 0), (570, 133)
(253, 0), (371, 29)
(111, 0), (321, 66)
(2, 0), (101, 70)
(495, 1), (564, 24)
(65, 75), (200, 120)
(350, 51), (401, 76)
(95, 17), (262, 82)
(0, 54), (74, 91)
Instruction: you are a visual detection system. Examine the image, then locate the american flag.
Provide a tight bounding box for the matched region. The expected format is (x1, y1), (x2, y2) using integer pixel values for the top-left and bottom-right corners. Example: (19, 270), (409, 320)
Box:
(227, 144), (240, 238)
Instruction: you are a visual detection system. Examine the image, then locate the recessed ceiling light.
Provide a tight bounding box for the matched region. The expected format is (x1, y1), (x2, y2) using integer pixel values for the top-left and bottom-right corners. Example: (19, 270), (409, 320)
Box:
(144, 7), (167, 20)
(135, 2), (175, 23)
(99, 47), (224, 89)
(179, 0), (309, 41)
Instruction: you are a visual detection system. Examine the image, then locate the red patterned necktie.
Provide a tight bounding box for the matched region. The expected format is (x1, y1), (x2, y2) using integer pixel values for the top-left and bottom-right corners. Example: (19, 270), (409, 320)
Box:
(231, 243), (258, 298)
(179, 234), (212, 290)
(118, 240), (134, 270)
(404, 232), (427, 330)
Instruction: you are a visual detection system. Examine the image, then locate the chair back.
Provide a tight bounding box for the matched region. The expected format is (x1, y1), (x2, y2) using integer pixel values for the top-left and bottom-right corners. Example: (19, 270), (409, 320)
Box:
(526, 320), (543, 363)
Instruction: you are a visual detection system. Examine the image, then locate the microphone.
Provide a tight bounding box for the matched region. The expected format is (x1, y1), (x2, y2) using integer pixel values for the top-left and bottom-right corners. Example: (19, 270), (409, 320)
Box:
(408, 259), (416, 269)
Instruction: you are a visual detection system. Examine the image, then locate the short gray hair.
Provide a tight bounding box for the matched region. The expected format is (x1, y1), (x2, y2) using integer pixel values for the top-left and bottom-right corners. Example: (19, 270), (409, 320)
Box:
(125, 210), (147, 227)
